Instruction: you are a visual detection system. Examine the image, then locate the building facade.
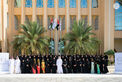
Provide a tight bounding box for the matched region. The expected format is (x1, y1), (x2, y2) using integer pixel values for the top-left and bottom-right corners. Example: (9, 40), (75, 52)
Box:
(0, 0), (8, 52)
(1, 0), (122, 55)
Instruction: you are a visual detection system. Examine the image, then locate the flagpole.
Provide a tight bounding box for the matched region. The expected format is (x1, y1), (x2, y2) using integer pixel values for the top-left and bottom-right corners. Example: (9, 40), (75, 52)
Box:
(60, 20), (62, 55)
(50, 18), (54, 55)
(57, 30), (59, 55)
(60, 29), (62, 55)
(51, 29), (53, 55)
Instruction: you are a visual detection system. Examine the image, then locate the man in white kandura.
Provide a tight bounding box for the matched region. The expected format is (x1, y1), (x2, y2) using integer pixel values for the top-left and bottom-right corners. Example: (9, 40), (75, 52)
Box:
(9, 56), (15, 74)
(15, 56), (21, 74)
(56, 56), (63, 74)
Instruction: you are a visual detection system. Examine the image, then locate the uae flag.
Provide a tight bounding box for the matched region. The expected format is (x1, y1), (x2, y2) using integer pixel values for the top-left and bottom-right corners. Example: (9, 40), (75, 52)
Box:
(56, 19), (59, 30)
(52, 18), (57, 29)
(49, 18), (53, 29)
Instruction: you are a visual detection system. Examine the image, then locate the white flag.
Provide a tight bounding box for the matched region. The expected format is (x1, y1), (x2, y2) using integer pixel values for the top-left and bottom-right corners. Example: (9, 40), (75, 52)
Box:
(52, 18), (57, 29)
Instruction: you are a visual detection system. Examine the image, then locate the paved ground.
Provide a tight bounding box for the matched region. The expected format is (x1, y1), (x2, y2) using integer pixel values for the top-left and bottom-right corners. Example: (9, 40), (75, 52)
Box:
(0, 74), (122, 82)
(0, 66), (118, 82)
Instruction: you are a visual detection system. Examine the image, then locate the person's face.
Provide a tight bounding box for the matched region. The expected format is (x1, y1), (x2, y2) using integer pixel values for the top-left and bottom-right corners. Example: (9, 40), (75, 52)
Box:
(22, 60), (24, 62)
(91, 59), (93, 61)
(11, 56), (13, 59)
(59, 56), (61, 59)
(50, 55), (52, 58)
(16, 56), (19, 59)
(27, 59), (29, 61)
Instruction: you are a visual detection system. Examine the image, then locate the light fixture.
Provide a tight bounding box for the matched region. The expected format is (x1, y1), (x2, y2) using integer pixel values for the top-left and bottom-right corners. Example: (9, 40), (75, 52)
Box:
(113, 2), (120, 9)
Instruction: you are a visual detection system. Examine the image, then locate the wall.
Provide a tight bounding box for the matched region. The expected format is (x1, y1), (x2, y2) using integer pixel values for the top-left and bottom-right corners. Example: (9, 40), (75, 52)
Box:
(0, 0), (3, 41)
(7, 0), (115, 55)
(114, 39), (122, 52)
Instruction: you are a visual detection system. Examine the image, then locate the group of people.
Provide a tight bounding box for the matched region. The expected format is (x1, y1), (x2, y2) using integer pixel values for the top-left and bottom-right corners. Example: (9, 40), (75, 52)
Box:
(9, 54), (109, 74)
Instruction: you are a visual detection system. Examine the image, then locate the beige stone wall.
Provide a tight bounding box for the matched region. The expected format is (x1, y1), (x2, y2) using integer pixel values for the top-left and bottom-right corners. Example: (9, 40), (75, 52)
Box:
(114, 39), (122, 52)
(6, 0), (117, 55)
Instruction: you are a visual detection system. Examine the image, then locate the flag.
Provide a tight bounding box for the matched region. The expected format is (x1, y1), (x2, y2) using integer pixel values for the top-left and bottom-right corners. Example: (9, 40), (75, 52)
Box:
(52, 18), (57, 29)
(59, 19), (62, 31)
(49, 18), (53, 29)
(56, 19), (59, 30)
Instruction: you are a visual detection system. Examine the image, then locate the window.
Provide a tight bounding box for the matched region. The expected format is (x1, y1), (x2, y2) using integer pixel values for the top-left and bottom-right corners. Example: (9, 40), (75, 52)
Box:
(59, 0), (65, 8)
(14, 0), (21, 8)
(25, 15), (32, 23)
(37, 15), (43, 26)
(14, 15), (21, 30)
(70, 16), (76, 30)
(81, 0), (87, 8)
(70, 0), (76, 8)
(81, 15), (88, 28)
(59, 16), (65, 30)
(47, 0), (54, 8)
(92, 16), (99, 30)
(115, 2), (122, 30)
(36, 0), (43, 8)
(48, 16), (54, 29)
(25, 0), (32, 8)
(92, 0), (98, 8)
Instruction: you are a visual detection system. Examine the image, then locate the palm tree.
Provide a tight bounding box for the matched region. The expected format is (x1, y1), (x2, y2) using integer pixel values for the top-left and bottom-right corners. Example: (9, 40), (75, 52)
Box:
(12, 21), (49, 55)
(64, 21), (100, 55)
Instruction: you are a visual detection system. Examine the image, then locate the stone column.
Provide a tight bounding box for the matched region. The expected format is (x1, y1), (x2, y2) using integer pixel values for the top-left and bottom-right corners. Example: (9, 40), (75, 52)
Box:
(77, 0), (81, 22)
(21, 0), (25, 24)
(43, 0), (47, 29)
(0, 0), (2, 42)
(88, 0), (92, 26)
(104, 0), (114, 51)
(32, 0), (36, 21)
(55, 0), (58, 55)
(8, 0), (14, 56)
(2, 0), (8, 52)
(1, 0), (4, 52)
(66, 0), (70, 32)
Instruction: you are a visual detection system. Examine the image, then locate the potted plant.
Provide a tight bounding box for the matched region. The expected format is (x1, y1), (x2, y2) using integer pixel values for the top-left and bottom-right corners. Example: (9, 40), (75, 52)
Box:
(104, 49), (115, 65)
